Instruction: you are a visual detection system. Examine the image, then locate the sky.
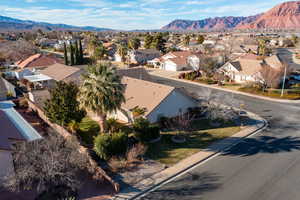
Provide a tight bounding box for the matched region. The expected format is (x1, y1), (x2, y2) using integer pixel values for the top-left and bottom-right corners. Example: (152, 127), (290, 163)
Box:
(0, 0), (291, 30)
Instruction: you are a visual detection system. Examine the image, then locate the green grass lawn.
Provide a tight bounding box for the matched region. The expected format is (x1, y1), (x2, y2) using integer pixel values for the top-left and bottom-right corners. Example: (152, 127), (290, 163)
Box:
(146, 119), (241, 166)
(77, 117), (100, 146)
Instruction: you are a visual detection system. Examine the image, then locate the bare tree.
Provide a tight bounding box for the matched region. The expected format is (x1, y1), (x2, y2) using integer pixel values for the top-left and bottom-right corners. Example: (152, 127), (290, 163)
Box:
(259, 63), (290, 91)
(3, 132), (92, 195)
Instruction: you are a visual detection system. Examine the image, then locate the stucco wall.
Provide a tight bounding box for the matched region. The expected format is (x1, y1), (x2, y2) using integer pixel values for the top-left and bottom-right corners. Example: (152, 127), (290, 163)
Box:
(147, 89), (197, 123)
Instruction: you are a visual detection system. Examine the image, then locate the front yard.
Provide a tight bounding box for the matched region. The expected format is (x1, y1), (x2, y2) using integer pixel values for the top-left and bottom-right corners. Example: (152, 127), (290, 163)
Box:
(146, 119), (241, 166)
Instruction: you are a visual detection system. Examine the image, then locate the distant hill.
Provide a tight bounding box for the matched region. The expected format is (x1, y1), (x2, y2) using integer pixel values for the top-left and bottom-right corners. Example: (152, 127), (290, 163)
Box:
(237, 1), (300, 29)
(0, 15), (112, 32)
(162, 1), (300, 30)
(161, 15), (261, 31)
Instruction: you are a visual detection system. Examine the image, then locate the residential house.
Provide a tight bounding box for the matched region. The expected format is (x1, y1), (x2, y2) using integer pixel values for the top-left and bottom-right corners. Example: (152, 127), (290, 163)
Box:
(149, 51), (201, 71)
(38, 63), (83, 86)
(218, 54), (264, 83)
(15, 54), (63, 70)
(14, 54), (63, 80)
(128, 49), (161, 64)
(24, 63), (82, 89)
(88, 76), (197, 123)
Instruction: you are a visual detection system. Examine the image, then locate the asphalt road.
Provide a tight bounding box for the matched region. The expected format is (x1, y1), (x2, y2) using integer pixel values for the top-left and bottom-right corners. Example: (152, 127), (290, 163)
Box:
(139, 76), (300, 200)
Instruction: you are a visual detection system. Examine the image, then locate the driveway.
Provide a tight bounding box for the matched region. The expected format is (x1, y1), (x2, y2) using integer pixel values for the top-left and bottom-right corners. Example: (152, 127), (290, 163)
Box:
(139, 75), (300, 200)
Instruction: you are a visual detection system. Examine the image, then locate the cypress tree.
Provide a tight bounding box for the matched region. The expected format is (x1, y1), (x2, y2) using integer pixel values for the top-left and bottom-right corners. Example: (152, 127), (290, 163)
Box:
(63, 43), (68, 65)
(79, 40), (83, 64)
(70, 44), (75, 66)
(74, 40), (79, 65)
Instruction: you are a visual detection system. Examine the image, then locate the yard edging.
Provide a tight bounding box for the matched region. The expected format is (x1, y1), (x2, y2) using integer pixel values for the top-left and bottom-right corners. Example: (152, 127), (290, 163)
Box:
(112, 111), (267, 200)
(152, 74), (300, 104)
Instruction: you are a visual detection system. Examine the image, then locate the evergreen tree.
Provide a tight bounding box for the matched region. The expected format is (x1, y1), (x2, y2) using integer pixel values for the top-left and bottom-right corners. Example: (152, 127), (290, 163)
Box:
(74, 41), (79, 65)
(79, 39), (84, 64)
(44, 81), (85, 126)
(70, 44), (75, 66)
(63, 42), (68, 65)
(144, 34), (153, 49)
(151, 33), (166, 53)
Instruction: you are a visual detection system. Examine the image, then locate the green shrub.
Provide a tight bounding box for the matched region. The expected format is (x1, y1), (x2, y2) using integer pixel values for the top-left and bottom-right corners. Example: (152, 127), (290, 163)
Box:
(94, 132), (128, 160)
(133, 118), (160, 142)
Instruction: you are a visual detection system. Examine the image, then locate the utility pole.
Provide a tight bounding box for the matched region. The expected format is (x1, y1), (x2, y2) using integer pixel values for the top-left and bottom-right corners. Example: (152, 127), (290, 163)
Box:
(281, 64), (287, 97)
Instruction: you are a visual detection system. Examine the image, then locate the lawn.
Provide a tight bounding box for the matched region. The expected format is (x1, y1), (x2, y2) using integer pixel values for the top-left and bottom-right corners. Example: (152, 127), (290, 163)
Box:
(77, 117), (100, 146)
(146, 119), (241, 166)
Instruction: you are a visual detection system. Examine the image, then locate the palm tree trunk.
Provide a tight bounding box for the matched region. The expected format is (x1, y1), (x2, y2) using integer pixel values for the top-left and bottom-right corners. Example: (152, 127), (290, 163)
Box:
(98, 114), (107, 133)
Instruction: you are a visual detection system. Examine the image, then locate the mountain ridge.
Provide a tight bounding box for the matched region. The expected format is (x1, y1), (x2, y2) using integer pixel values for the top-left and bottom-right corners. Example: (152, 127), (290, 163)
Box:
(0, 15), (112, 32)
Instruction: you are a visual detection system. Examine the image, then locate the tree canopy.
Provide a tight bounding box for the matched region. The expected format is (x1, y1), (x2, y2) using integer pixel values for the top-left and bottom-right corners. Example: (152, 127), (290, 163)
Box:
(44, 81), (85, 126)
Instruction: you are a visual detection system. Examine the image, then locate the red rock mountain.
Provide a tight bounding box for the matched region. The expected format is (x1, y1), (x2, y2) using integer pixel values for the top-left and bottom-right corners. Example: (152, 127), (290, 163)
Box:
(237, 1), (300, 29)
(162, 1), (300, 30)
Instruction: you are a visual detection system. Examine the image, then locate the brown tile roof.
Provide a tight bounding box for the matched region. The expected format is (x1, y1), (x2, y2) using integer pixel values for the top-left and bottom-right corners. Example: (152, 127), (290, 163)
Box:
(234, 59), (263, 76)
(168, 51), (193, 58)
(168, 57), (187, 66)
(0, 110), (25, 151)
(264, 55), (282, 69)
(117, 67), (152, 81)
(40, 63), (81, 81)
(121, 76), (174, 116)
(240, 53), (260, 60)
(16, 54), (63, 69)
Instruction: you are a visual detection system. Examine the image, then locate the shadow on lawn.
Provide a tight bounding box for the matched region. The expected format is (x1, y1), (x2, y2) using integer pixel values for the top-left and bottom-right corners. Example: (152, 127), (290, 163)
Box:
(140, 172), (221, 200)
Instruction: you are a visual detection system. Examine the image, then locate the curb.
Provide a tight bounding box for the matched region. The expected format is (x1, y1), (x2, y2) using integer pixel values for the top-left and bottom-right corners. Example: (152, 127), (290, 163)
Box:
(151, 74), (300, 104)
(112, 111), (268, 200)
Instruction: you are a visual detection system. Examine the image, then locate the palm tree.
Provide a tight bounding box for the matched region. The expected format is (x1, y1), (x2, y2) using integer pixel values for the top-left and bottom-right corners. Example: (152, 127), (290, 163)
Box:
(78, 62), (125, 133)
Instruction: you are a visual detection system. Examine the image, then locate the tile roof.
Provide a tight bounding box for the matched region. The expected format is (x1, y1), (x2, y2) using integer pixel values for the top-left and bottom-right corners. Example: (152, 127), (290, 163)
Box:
(40, 63), (81, 81)
(121, 76), (174, 116)
(264, 54), (283, 69)
(16, 54), (63, 69)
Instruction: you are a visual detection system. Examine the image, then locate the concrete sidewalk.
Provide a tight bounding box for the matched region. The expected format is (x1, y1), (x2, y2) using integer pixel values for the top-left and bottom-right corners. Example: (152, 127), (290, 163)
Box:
(147, 68), (300, 104)
(112, 112), (267, 200)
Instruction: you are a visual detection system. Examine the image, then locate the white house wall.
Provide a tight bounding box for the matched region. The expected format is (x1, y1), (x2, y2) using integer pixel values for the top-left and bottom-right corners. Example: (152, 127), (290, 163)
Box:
(147, 90), (197, 123)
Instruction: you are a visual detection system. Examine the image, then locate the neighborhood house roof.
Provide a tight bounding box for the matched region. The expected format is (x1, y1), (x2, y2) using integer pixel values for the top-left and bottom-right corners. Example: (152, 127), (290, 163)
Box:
(264, 55), (283, 69)
(121, 76), (174, 116)
(16, 54), (62, 69)
(40, 63), (81, 81)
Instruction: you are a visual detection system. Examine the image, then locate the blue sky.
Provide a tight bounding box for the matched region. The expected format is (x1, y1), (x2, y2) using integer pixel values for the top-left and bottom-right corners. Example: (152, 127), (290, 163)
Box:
(0, 0), (290, 30)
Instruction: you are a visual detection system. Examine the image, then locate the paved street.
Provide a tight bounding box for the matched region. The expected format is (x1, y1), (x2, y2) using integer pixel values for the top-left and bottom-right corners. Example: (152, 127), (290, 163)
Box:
(139, 76), (300, 200)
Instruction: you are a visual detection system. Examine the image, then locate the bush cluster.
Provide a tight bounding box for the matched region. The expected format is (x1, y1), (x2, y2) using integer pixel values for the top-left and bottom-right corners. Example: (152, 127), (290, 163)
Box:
(178, 71), (201, 81)
(94, 132), (128, 160)
(133, 118), (160, 142)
